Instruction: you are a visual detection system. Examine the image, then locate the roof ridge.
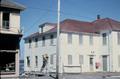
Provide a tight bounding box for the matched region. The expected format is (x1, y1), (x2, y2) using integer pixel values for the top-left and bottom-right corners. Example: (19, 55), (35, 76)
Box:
(62, 19), (91, 23)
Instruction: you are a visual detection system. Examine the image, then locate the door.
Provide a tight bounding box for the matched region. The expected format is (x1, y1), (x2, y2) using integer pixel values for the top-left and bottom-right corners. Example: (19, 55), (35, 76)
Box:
(102, 56), (107, 71)
(90, 57), (94, 71)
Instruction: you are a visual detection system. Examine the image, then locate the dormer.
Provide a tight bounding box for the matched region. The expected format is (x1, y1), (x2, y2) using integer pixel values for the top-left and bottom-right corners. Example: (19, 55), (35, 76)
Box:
(0, 0), (25, 34)
(39, 23), (56, 33)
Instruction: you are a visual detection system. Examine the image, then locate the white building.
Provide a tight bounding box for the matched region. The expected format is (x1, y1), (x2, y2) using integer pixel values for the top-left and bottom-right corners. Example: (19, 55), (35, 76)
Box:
(24, 17), (120, 73)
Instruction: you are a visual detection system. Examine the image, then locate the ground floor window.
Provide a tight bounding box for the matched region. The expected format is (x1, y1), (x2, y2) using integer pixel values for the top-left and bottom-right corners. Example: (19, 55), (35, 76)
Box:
(68, 55), (72, 65)
(27, 56), (30, 67)
(0, 52), (15, 72)
(118, 55), (120, 67)
(50, 54), (54, 64)
(79, 55), (84, 65)
(35, 56), (38, 67)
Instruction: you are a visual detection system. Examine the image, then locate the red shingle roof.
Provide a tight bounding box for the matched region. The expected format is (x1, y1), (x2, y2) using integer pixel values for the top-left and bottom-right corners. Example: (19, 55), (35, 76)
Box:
(24, 18), (120, 39)
(93, 18), (120, 32)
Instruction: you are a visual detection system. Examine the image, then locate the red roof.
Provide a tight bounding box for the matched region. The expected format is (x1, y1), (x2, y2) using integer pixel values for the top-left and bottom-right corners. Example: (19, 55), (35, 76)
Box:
(93, 18), (120, 32)
(24, 18), (120, 39)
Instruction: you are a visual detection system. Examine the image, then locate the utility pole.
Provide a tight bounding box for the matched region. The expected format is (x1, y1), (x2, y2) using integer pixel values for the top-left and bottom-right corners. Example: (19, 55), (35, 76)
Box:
(56, 0), (60, 79)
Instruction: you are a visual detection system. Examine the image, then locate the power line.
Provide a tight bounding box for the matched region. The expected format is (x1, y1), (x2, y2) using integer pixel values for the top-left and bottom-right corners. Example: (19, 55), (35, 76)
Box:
(24, 11), (50, 34)
(27, 6), (94, 20)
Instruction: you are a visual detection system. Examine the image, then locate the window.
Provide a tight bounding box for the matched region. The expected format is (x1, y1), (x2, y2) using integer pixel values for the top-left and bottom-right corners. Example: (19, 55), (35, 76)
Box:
(118, 32), (120, 45)
(68, 55), (72, 65)
(50, 54), (54, 64)
(89, 35), (93, 45)
(2, 12), (10, 29)
(29, 39), (31, 48)
(79, 55), (84, 64)
(50, 35), (54, 45)
(118, 55), (120, 67)
(68, 33), (72, 44)
(35, 56), (38, 67)
(42, 36), (45, 46)
(79, 33), (83, 45)
(27, 56), (30, 67)
(35, 38), (38, 47)
(102, 33), (107, 45)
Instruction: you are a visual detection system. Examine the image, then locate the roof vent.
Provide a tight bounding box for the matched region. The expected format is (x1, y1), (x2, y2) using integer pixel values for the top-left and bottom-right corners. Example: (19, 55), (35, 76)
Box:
(97, 15), (100, 20)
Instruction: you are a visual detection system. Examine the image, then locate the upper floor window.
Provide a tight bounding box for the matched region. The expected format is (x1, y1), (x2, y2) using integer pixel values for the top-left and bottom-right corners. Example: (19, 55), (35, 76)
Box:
(29, 39), (32, 48)
(42, 36), (45, 46)
(50, 35), (54, 45)
(79, 33), (83, 45)
(89, 35), (93, 45)
(68, 33), (72, 44)
(102, 33), (107, 45)
(68, 55), (72, 65)
(27, 56), (30, 67)
(2, 12), (10, 29)
(35, 56), (38, 67)
(117, 32), (120, 45)
(35, 38), (38, 47)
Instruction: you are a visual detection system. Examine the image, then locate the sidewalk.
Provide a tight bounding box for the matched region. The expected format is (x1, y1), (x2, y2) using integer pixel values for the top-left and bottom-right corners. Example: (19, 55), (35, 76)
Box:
(1, 72), (120, 79)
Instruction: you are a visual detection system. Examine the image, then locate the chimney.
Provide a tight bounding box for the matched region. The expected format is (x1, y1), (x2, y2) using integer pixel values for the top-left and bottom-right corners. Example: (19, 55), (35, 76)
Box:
(97, 15), (100, 20)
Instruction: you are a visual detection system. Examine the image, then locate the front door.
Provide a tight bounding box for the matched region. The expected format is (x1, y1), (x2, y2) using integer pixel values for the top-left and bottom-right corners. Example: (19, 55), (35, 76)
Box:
(90, 57), (94, 71)
(102, 56), (107, 71)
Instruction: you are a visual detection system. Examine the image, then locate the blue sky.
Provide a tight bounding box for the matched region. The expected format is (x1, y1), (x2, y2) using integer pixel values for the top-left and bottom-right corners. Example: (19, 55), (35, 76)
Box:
(14, 0), (120, 59)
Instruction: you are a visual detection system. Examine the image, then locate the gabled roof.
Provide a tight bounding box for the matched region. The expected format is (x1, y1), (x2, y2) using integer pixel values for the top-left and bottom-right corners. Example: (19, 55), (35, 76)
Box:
(60, 19), (95, 33)
(24, 18), (120, 40)
(0, 0), (25, 10)
(93, 18), (120, 32)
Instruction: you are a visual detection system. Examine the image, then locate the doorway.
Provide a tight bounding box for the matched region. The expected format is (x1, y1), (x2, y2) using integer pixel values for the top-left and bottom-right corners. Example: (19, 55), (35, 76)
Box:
(89, 56), (94, 71)
(102, 56), (108, 71)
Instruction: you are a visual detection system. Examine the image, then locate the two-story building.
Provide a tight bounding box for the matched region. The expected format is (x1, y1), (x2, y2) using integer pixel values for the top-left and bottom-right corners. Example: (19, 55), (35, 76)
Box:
(0, 0), (25, 77)
(24, 17), (120, 73)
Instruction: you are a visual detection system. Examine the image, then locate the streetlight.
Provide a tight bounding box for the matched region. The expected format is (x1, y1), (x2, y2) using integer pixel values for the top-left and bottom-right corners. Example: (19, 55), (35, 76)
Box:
(56, 0), (60, 79)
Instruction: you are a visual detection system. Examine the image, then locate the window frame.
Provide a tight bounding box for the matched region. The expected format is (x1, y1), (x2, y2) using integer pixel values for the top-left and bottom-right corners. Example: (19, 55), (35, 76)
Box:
(102, 33), (107, 45)
(117, 32), (120, 45)
(35, 38), (38, 47)
(27, 56), (30, 67)
(68, 33), (72, 44)
(79, 33), (83, 45)
(79, 55), (84, 65)
(68, 55), (72, 65)
(42, 36), (45, 46)
(35, 56), (38, 67)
